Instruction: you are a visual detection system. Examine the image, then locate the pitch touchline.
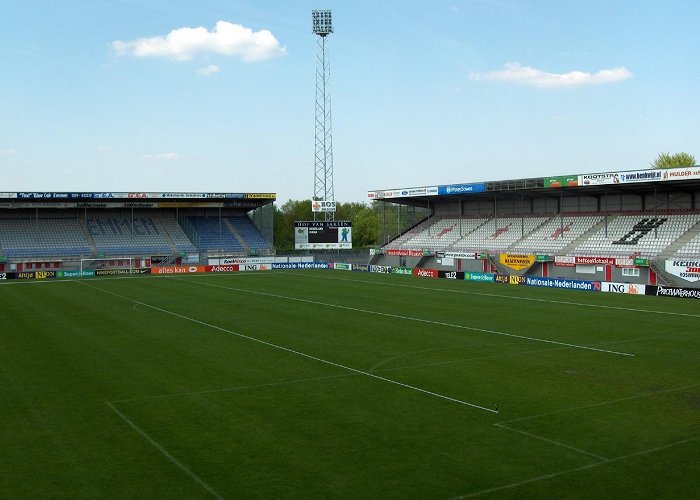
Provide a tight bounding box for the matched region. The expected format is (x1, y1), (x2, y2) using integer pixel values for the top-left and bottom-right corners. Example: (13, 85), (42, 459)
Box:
(176, 277), (635, 357)
(77, 281), (497, 414)
(277, 272), (700, 319)
(105, 402), (223, 499)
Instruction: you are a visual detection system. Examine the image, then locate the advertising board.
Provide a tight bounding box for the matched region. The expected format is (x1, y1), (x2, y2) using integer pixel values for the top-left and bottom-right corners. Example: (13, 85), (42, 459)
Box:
(661, 167), (700, 181)
(271, 263), (329, 270)
(438, 271), (465, 280)
(619, 170), (663, 183)
(332, 263), (353, 271)
(499, 254), (536, 271)
(437, 183), (486, 195)
(579, 173), (620, 186)
(525, 277), (600, 291)
(601, 282), (646, 295)
(544, 175), (579, 188)
(311, 200), (336, 213)
(205, 265), (239, 273)
(294, 221), (352, 250)
(94, 268), (150, 276)
(412, 268), (438, 279)
(391, 267), (413, 275)
(384, 249), (426, 257)
(370, 265), (392, 273)
(646, 286), (700, 300)
(57, 270), (96, 278)
(664, 260), (700, 282)
(464, 272), (494, 282)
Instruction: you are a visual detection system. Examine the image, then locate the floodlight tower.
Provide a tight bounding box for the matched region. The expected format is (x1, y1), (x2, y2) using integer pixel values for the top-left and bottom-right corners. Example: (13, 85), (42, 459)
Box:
(312, 9), (334, 221)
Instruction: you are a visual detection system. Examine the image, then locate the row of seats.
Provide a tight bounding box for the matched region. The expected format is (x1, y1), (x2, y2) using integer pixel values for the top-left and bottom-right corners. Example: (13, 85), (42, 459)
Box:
(385, 213), (700, 257)
(0, 216), (271, 258)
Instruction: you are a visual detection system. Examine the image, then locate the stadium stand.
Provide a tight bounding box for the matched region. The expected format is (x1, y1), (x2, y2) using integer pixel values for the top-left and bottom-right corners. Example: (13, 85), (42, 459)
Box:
(86, 217), (176, 256)
(230, 216), (274, 252)
(383, 213), (700, 258)
(186, 217), (245, 253)
(0, 219), (91, 258)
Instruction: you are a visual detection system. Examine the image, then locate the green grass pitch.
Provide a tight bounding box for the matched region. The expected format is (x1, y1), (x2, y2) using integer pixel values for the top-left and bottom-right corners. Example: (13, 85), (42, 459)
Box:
(1, 270), (698, 498)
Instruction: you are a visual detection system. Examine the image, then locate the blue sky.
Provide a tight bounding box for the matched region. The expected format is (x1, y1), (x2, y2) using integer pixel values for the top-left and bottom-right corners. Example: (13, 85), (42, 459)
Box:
(1, 0), (698, 203)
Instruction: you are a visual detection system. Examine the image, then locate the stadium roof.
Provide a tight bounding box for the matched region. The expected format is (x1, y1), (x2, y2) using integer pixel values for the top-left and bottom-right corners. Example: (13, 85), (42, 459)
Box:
(367, 166), (700, 207)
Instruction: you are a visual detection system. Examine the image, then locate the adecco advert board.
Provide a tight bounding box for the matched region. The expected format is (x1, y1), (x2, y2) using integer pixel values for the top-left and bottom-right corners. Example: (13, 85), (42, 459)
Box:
(525, 277), (600, 291)
(413, 268), (438, 278)
(601, 282), (647, 295)
(646, 285), (700, 300)
(665, 260), (700, 282)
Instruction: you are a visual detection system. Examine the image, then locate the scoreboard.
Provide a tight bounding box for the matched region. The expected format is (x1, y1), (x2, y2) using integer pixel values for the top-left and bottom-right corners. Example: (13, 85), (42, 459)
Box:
(294, 221), (352, 249)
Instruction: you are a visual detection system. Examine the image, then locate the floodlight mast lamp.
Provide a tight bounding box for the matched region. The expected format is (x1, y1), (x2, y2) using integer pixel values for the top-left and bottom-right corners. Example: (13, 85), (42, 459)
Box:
(312, 9), (334, 221)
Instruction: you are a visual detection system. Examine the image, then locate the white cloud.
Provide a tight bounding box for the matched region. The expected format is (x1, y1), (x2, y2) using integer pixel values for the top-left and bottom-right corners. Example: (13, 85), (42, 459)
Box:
(196, 64), (220, 76)
(0, 148), (16, 155)
(140, 152), (178, 161)
(112, 21), (286, 62)
(469, 63), (633, 88)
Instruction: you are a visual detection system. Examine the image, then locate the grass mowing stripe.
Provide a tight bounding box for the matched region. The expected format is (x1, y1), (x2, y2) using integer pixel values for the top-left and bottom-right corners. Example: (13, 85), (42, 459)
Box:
(280, 272), (700, 319)
(77, 280), (499, 414)
(105, 402), (223, 499)
(493, 423), (609, 461)
(453, 435), (700, 499)
(178, 276), (636, 357)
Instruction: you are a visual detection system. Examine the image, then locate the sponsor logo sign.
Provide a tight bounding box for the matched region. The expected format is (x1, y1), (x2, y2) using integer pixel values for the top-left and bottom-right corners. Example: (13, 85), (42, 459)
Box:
(661, 167), (700, 181)
(332, 263), (353, 271)
(244, 193), (276, 199)
(367, 187), (439, 199)
(437, 183), (486, 195)
(464, 272), (494, 282)
(94, 268), (150, 276)
(152, 266), (206, 275)
(210, 257), (274, 265)
(370, 265), (392, 273)
(494, 274), (510, 284)
(0, 272), (9, 280)
(525, 277), (600, 291)
(205, 265), (239, 273)
(619, 170), (663, 183)
(391, 267), (413, 275)
(412, 268), (438, 279)
(579, 172), (620, 186)
(601, 282), (646, 295)
(544, 175), (579, 188)
(554, 256), (576, 267)
(311, 200), (337, 212)
(271, 263), (330, 270)
(648, 286), (700, 300)
(57, 270), (96, 278)
(443, 251), (479, 260)
(384, 249), (426, 257)
(575, 256), (616, 265)
(438, 271), (464, 280)
(500, 254), (536, 271)
(509, 275), (526, 285)
(240, 264), (271, 271)
(665, 260), (700, 282)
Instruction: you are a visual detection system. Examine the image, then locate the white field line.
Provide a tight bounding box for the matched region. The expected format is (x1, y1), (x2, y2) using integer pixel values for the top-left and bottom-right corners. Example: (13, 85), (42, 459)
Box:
(175, 277), (635, 357)
(110, 373), (356, 404)
(453, 435), (700, 499)
(276, 272), (700, 319)
(497, 382), (700, 426)
(493, 423), (608, 462)
(77, 281), (498, 414)
(105, 402), (223, 499)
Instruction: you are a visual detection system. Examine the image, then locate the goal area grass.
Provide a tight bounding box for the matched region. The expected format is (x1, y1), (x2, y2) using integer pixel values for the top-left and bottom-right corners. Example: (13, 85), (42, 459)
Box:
(1, 270), (698, 498)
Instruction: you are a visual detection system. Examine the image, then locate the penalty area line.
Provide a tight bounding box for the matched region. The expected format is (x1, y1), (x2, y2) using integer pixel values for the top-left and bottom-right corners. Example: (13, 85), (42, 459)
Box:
(78, 281), (498, 414)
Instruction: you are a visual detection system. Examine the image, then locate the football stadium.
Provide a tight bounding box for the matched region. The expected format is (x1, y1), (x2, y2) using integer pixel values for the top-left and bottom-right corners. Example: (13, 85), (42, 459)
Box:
(1, 165), (699, 498)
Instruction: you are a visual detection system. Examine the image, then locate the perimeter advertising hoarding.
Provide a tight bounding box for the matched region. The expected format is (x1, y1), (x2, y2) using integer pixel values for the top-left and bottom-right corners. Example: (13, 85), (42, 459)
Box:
(438, 271), (465, 280)
(646, 286), (700, 300)
(601, 282), (647, 295)
(525, 277), (600, 291)
(664, 260), (700, 282)
(413, 268), (438, 278)
(661, 167), (700, 181)
(332, 263), (353, 271)
(499, 254), (536, 271)
(443, 251), (479, 260)
(384, 249), (428, 257)
(0, 271), (13, 280)
(464, 272), (494, 282)
(294, 221), (352, 250)
(370, 265), (392, 273)
(367, 186), (439, 200)
(391, 267), (413, 275)
(57, 270), (96, 278)
(271, 263), (329, 270)
(95, 268), (150, 276)
(152, 266), (209, 275)
(15, 271), (57, 280)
